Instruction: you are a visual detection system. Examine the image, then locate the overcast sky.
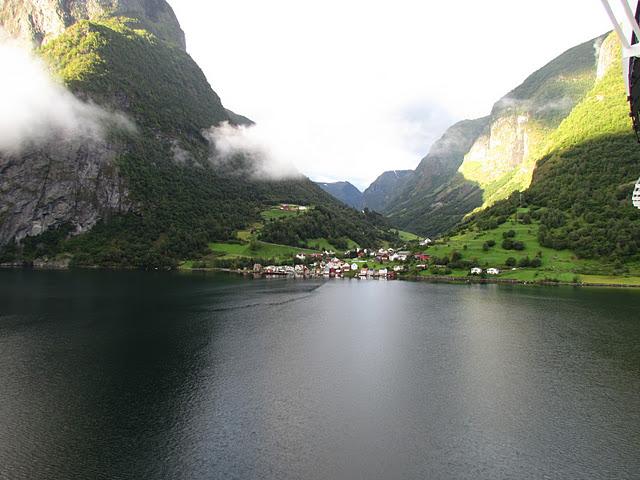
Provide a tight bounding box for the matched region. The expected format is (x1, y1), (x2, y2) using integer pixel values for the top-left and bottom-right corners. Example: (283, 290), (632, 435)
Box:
(172, 1), (616, 190)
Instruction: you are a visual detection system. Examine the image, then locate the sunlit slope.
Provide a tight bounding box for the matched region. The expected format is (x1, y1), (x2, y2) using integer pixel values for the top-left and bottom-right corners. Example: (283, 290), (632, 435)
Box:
(455, 33), (640, 267)
(459, 35), (601, 207)
(388, 35), (603, 237)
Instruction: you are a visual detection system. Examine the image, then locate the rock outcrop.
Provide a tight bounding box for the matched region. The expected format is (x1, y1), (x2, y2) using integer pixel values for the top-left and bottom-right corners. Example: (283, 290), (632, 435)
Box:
(0, 137), (130, 245)
(0, 0), (186, 48)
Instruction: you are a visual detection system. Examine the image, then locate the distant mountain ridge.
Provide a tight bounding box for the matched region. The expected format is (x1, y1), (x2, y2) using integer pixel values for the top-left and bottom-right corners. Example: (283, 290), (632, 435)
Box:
(362, 170), (413, 213)
(316, 181), (364, 210)
(316, 170), (413, 213)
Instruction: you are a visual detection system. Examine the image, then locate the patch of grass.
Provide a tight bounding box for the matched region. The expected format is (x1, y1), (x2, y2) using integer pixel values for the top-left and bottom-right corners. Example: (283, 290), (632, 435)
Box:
(392, 229), (420, 241)
(260, 206), (311, 221)
(579, 275), (640, 286)
(307, 237), (359, 252)
(208, 241), (317, 261)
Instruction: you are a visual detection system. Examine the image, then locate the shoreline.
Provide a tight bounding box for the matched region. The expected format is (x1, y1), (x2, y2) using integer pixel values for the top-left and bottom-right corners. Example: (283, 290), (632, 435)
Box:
(2, 264), (640, 289)
(189, 267), (640, 289)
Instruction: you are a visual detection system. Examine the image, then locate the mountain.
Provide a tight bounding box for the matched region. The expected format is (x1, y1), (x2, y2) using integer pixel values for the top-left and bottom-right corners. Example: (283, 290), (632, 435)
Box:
(0, 0), (186, 49)
(362, 170), (413, 213)
(316, 181), (363, 209)
(316, 171), (413, 213)
(0, 1), (393, 268)
(455, 33), (640, 267)
(385, 35), (604, 237)
(382, 119), (489, 234)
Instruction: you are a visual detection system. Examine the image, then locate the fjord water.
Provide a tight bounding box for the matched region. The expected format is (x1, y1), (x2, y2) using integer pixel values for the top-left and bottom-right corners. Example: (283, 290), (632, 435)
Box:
(0, 271), (639, 479)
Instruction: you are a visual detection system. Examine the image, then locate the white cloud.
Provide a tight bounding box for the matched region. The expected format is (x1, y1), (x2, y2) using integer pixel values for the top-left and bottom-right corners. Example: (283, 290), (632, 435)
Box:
(203, 122), (301, 180)
(0, 29), (134, 155)
(172, 1), (614, 189)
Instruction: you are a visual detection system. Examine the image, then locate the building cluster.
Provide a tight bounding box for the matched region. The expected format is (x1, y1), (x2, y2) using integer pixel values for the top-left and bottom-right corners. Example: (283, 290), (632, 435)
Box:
(470, 267), (501, 275)
(278, 204), (309, 212)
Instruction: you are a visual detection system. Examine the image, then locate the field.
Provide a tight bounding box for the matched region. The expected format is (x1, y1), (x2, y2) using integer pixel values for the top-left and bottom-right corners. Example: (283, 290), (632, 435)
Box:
(260, 205), (312, 221)
(392, 229), (421, 242)
(208, 241), (316, 261)
(306, 238), (359, 251)
(425, 212), (640, 284)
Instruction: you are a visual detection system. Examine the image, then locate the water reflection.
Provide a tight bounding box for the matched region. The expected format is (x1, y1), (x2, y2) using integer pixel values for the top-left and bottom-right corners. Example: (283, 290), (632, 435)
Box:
(0, 271), (639, 479)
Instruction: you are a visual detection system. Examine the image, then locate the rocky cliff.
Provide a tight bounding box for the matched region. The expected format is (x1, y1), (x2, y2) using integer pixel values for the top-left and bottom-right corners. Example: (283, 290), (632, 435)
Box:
(0, 0), (185, 48)
(0, 137), (130, 245)
(458, 36), (602, 208)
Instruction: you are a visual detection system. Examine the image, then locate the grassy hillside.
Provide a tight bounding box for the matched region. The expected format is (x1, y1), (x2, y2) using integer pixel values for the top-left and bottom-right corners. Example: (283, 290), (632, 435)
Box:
(449, 34), (640, 273)
(1, 17), (394, 268)
(259, 205), (396, 250)
(429, 210), (640, 284)
(316, 182), (364, 210)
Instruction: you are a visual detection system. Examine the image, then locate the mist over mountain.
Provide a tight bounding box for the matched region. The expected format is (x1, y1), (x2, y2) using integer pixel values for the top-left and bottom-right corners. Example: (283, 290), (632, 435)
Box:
(0, 0), (394, 267)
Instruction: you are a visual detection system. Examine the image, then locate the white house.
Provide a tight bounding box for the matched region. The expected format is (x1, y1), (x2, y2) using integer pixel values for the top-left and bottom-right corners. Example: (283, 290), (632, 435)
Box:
(351, 263), (358, 271)
(633, 177), (640, 209)
(420, 238), (433, 246)
(295, 253), (306, 261)
(471, 267), (482, 275)
(487, 268), (500, 275)
(378, 268), (388, 277)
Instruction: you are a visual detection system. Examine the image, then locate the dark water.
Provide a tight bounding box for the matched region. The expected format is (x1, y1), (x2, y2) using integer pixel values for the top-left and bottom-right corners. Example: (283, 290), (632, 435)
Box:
(0, 270), (639, 480)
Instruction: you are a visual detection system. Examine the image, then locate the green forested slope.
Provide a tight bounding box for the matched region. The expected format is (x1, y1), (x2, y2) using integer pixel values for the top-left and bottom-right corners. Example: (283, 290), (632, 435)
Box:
(1, 17), (392, 268)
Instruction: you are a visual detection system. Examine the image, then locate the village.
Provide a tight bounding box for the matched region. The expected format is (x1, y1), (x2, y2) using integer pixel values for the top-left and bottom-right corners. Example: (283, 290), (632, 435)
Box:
(251, 242), (503, 280)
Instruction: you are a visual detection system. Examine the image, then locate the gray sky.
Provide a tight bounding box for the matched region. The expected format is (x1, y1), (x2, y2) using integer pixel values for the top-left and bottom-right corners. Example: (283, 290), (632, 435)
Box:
(172, 1), (616, 190)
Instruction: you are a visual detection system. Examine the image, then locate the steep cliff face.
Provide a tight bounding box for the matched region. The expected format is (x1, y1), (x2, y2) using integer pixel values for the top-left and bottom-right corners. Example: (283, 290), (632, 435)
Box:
(0, 137), (130, 245)
(459, 36), (602, 207)
(384, 35), (603, 237)
(0, 0), (185, 48)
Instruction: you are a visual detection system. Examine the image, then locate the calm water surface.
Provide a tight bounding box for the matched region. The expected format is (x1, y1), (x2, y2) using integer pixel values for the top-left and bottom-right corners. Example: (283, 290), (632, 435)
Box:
(0, 270), (639, 479)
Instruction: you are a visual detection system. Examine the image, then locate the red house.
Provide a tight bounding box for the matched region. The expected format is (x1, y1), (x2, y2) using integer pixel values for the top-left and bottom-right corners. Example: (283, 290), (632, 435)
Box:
(414, 254), (430, 262)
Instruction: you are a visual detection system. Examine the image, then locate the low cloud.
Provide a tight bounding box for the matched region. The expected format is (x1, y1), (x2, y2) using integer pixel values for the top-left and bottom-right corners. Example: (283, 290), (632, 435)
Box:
(496, 95), (575, 116)
(0, 29), (134, 155)
(203, 122), (301, 180)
